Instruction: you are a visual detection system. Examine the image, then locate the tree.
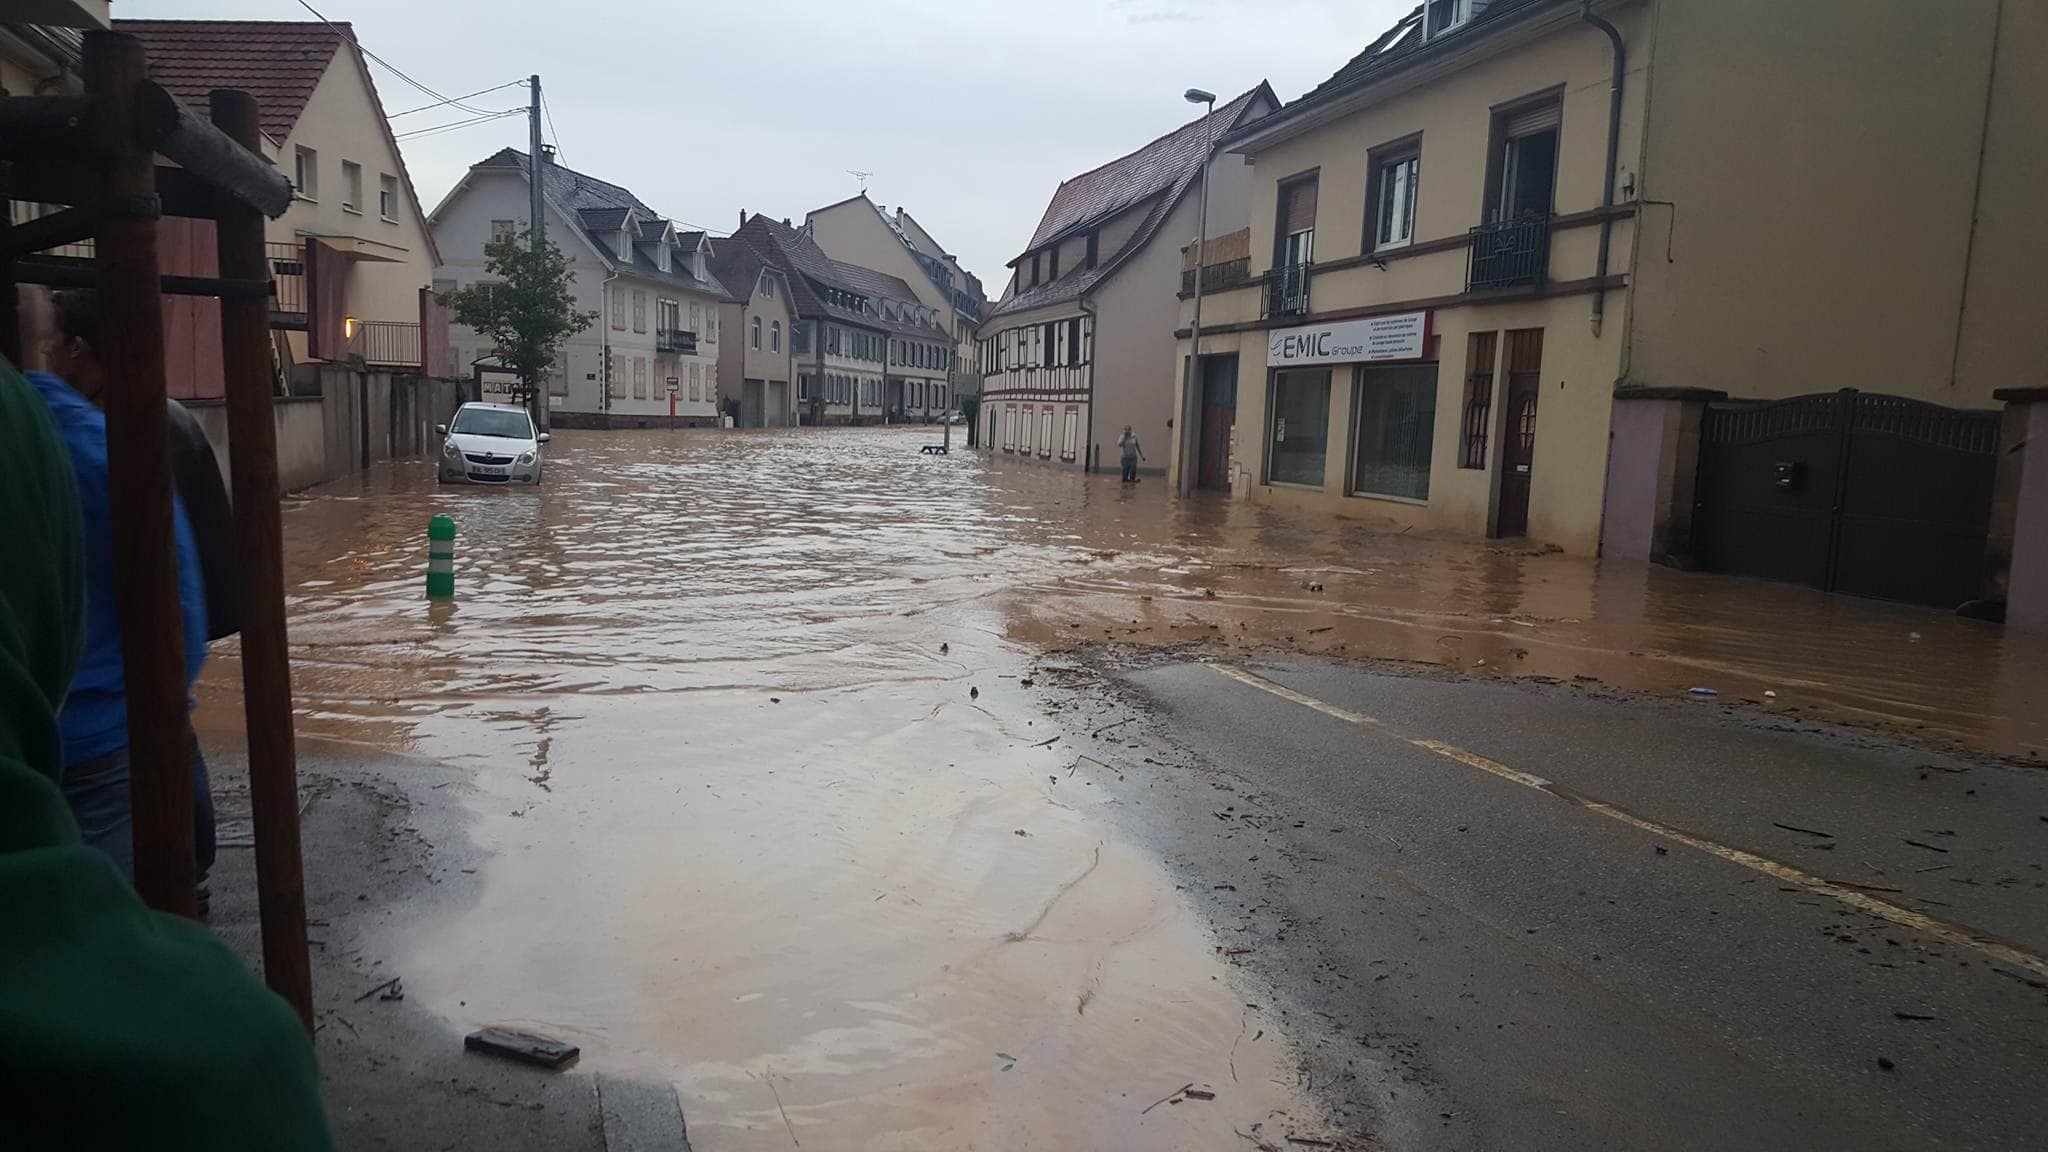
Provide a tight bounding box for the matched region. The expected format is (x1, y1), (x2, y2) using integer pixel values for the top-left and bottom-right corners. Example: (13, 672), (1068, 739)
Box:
(438, 228), (596, 407)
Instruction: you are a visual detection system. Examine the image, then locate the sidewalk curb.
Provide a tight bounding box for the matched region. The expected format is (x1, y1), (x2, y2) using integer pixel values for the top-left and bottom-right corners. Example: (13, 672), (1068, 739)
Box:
(596, 1074), (692, 1152)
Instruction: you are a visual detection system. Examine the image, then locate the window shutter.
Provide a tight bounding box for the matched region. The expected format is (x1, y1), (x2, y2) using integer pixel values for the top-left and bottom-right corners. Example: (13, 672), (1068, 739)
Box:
(1503, 101), (1561, 138)
(1280, 177), (1318, 233)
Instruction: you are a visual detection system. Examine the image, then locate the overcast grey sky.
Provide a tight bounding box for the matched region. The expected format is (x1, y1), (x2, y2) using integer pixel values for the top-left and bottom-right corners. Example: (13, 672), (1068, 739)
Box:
(122, 0), (1416, 293)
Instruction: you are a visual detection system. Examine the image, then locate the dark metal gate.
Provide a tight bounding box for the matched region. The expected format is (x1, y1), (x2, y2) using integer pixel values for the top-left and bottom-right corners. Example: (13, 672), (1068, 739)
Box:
(1694, 389), (2001, 608)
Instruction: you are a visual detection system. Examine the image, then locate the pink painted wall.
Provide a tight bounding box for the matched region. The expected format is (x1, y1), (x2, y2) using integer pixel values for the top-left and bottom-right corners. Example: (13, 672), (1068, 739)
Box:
(1599, 397), (1669, 562)
(2008, 402), (2048, 632)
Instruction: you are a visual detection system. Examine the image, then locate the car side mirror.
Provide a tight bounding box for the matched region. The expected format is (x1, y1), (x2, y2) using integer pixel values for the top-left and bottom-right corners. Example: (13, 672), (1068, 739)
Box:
(435, 423), (447, 434)
(537, 432), (551, 443)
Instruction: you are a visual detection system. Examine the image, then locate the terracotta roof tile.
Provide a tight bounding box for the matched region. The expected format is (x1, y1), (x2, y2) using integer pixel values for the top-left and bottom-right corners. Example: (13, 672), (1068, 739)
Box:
(116, 19), (347, 142)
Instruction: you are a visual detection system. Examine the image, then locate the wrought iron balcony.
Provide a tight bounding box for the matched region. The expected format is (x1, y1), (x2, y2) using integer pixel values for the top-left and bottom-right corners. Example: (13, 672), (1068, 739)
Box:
(1467, 214), (1552, 291)
(1181, 256), (1251, 298)
(1264, 261), (1312, 319)
(656, 327), (698, 355)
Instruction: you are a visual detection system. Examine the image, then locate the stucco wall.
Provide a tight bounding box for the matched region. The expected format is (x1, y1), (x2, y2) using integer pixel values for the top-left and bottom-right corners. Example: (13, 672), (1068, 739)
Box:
(1628, 0), (2011, 406)
(274, 50), (438, 337)
(1953, 0), (2048, 399)
(1241, 8), (1646, 282)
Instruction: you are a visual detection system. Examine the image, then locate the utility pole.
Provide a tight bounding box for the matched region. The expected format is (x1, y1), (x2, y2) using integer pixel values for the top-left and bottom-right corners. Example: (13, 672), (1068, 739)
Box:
(528, 73), (550, 429)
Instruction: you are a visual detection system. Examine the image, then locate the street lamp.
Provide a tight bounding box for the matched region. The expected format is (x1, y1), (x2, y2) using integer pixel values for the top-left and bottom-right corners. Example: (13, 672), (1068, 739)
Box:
(1180, 87), (1216, 498)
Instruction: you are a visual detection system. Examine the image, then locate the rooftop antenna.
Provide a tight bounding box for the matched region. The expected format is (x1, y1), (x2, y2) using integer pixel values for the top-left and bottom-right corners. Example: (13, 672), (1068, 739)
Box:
(847, 169), (872, 193)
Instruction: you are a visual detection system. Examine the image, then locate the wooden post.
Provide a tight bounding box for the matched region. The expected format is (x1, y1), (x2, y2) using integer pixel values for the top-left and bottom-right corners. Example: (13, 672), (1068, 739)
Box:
(211, 87), (314, 1031)
(87, 31), (196, 918)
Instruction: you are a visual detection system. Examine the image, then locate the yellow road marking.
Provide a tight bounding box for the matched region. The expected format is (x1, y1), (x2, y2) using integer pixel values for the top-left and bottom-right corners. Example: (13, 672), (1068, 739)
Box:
(1209, 663), (1380, 726)
(1207, 663), (2048, 982)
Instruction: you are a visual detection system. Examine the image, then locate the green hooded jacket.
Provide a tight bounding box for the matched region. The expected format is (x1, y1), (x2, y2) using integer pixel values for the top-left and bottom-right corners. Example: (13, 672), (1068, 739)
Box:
(0, 357), (334, 1148)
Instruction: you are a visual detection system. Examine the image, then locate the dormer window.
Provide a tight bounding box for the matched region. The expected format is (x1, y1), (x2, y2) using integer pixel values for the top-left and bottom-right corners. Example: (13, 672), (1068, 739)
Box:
(1425, 0), (1471, 39)
(656, 245), (671, 273)
(618, 232), (633, 261)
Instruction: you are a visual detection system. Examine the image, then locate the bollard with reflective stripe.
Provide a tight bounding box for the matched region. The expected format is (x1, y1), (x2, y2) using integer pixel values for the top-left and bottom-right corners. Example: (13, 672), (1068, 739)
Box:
(427, 514), (456, 599)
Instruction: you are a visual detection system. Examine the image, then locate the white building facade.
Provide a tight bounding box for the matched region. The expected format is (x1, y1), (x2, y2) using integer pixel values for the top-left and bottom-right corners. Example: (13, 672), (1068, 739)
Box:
(430, 148), (727, 427)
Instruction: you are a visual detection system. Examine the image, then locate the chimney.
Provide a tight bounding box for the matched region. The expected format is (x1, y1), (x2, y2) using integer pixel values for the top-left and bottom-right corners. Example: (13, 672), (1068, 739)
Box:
(783, 217), (792, 227)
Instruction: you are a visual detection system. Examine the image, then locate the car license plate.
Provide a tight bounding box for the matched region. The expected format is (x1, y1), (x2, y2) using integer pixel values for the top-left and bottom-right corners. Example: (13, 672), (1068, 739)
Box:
(472, 465), (508, 476)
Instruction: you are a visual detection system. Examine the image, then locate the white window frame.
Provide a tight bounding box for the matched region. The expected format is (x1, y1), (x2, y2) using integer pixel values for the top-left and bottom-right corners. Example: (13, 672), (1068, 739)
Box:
(1374, 152), (1420, 251)
(1039, 408), (1054, 458)
(490, 218), (516, 244)
(378, 174), (398, 222)
(1425, 0), (1471, 40)
(751, 316), (762, 350)
(340, 160), (362, 213)
(770, 320), (781, 352)
(293, 147), (317, 199)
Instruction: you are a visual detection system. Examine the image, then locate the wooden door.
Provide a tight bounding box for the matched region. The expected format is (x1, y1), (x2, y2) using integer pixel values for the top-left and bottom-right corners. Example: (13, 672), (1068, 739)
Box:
(1197, 355), (1238, 490)
(1495, 329), (1543, 537)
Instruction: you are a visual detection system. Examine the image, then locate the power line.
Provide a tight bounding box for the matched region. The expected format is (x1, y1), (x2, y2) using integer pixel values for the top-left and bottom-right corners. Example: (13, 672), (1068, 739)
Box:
(293, 0), (493, 115)
(540, 87), (566, 167)
(390, 78), (529, 119)
(392, 108), (525, 141)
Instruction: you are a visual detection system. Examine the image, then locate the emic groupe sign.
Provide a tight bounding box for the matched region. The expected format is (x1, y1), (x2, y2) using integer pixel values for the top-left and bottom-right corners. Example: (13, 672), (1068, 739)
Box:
(1267, 311), (1429, 367)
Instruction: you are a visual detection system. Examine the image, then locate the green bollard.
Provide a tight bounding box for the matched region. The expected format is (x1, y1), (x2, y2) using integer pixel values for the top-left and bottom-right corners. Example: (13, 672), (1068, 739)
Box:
(427, 514), (456, 599)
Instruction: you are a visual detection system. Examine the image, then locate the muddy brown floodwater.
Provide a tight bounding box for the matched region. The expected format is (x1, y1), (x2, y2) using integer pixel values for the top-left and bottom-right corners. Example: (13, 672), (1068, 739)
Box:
(195, 426), (2046, 1149)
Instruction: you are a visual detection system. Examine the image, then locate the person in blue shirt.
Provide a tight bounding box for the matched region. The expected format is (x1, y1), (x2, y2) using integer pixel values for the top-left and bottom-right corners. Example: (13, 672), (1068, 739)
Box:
(22, 286), (215, 898)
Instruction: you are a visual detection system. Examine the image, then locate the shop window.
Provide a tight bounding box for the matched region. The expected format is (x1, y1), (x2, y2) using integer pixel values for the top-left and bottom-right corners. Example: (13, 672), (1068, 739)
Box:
(1351, 363), (1439, 501)
(1267, 369), (1330, 486)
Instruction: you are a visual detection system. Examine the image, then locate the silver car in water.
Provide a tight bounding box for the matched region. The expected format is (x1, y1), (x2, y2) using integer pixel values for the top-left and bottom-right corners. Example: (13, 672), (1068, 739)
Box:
(438, 402), (548, 485)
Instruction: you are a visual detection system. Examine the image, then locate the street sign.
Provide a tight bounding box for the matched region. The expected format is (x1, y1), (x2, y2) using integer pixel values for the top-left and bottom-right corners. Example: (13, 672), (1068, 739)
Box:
(666, 376), (680, 394)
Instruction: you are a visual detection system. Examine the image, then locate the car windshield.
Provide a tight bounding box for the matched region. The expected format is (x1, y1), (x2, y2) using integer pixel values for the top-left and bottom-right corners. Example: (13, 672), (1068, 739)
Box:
(450, 408), (533, 439)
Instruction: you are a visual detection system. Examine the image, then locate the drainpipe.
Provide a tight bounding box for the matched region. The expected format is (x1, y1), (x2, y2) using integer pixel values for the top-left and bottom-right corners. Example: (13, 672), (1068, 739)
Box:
(599, 270), (619, 417)
(1079, 296), (1099, 473)
(1582, 0), (1626, 335)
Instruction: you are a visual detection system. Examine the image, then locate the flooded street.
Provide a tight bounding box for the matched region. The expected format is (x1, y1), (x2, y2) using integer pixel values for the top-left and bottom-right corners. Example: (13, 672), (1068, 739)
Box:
(195, 427), (2048, 1149)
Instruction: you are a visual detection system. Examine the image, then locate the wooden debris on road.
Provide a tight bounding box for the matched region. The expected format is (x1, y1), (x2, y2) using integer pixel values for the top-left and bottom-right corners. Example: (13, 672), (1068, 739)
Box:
(464, 1027), (581, 1070)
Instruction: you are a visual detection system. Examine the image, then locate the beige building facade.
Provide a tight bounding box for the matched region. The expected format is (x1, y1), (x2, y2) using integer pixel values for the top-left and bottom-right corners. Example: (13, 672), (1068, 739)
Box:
(806, 195), (985, 408)
(708, 241), (798, 427)
(1172, 0), (2046, 564)
(981, 84), (1276, 470)
(122, 20), (442, 376)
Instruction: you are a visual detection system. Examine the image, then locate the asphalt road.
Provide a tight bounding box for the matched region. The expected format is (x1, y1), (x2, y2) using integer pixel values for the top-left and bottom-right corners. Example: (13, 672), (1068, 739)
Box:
(1068, 658), (2048, 1151)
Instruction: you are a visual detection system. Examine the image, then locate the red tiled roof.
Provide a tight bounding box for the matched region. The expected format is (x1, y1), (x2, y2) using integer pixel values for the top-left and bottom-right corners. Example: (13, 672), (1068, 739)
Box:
(116, 19), (348, 143)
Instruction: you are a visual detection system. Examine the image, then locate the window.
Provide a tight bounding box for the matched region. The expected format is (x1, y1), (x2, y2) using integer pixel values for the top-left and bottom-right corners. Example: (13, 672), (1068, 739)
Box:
(633, 356), (647, 399)
(798, 375), (810, 401)
(633, 290), (647, 333)
(293, 147), (317, 198)
(751, 316), (762, 350)
(550, 367), (568, 397)
(689, 301), (702, 332)
(378, 174), (398, 221)
(340, 161), (362, 212)
(707, 309), (718, 342)
(1048, 245), (1060, 281)
(770, 320), (781, 352)
(762, 277), (776, 300)
(1062, 408), (1079, 461)
(1275, 173), (1318, 269)
(491, 218), (516, 243)
(690, 363), (703, 401)
(1351, 363), (1439, 501)
(1020, 404), (1034, 454)
(610, 288), (625, 330)
(608, 351), (623, 398)
(1002, 404), (1017, 451)
(1267, 369), (1331, 486)
(1460, 332), (1498, 469)
(1489, 97), (1562, 222)
(1039, 408), (1053, 458)
(1369, 141), (1421, 251)
(1425, 0), (1470, 39)
(658, 298), (681, 331)
(1068, 318), (1084, 364)
(1084, 232), (1098, 270)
